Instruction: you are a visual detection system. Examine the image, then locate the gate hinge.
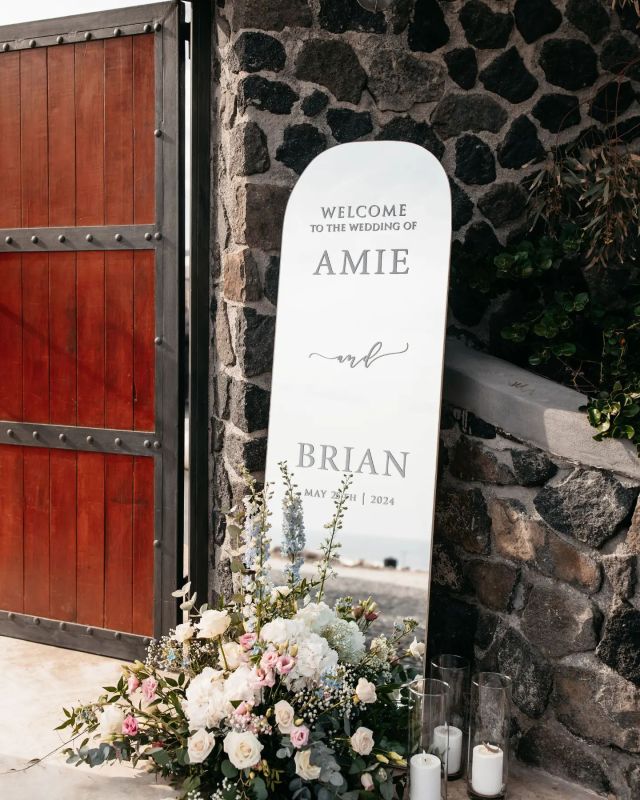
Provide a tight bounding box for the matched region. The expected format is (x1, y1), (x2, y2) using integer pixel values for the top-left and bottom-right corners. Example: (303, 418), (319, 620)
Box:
(181, 19), (191, 54)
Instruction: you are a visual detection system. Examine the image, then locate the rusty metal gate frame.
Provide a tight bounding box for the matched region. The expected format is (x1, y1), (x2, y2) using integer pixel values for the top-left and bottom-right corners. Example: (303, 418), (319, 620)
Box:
(0, 1), (185, 659)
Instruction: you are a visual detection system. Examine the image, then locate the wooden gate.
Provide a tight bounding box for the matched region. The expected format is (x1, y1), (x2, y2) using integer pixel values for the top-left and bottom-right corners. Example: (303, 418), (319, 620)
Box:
(0, 2), (184, 659)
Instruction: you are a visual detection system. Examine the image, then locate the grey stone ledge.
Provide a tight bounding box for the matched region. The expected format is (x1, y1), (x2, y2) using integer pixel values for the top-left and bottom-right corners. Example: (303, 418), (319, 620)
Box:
(444, 338), (640, 481)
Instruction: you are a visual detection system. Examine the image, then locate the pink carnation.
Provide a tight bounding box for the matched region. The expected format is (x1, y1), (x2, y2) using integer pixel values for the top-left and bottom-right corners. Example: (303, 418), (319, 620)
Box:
(255, 667), (275, 688)
(260, 648), (279, 670)
(122, 715), (139, 736)
(290, 725), (310, 749)
(239, 632), (257, 650)
(127, 676), (140, 694)
(141, 676), (158, 701)
(276, 655), (295, 675)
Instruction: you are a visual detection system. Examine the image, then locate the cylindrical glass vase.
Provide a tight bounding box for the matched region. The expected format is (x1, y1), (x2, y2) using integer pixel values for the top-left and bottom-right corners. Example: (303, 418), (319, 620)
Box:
(467, 672), (512, 800)
(430, 654), (470, 780)
(407, 678), (448, 800)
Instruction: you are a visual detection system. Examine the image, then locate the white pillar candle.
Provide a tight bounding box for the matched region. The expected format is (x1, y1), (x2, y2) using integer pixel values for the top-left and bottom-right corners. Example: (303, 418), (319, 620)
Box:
(410, 752), (441, 800)
(471, 744), (504, 796)
(434, 724), (463, 775)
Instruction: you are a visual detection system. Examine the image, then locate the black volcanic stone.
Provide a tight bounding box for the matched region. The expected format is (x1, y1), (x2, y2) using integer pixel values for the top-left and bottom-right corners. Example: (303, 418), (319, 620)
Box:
(327, 108), (373, 143)
(590, 81), (636, 123)
(301, 90), (329, 117)
(233, 32), (286, 73)
(431, 93), (508, 139)
(319, 0), (386, 33)
(610, 115), (640, 142)
(566, 0), (610, 44)
(496, 626), (553, 717)
(450, 179), (474, 231)
(276, 124), (326, 175)
(408, 0), (450, 52)
(511, 449), (557, 486)
(264, 256), (280, 306)
(460, 0), (514, 49)
(514, 0), (562, 43)
(239, 76), (298, 114)
(478, 182), (527, 227)
(596, 602), (640, 686)
(539, 39), (598, 90)
(601, 34), (640, 80)
(498, 116), (545, 168)
(455, 134), (496, 185)
(465, 221), (501, 257)
(533, 93), (581, 132)
(445, 47), (478, 89)
(295, 40), (366, 104)
(375, 115), (445, 160)
(479, 47), (538, 103)
(618, 3), (640, 34)
(427, 590), (479, 663)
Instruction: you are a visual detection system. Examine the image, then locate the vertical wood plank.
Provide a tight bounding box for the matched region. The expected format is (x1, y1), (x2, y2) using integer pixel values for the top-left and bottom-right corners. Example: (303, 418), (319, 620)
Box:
(105, 455), (133, 632)
(0, 51), (21, 227)
(75, 40), (105, 226)
(105, 36), (134, 225)
(0, 446), (24, 612)
(132, 457), (154, 635)
(49, 253), (77, 425)
(134, 252), (155, 431)
(0, 254), (23, 421)
(23, 448), (49, 617)
(106, 251), (134, 430)
(22, 254), (50, 422)
(48, 44), (76, 227)
(133, 34), (155, 224)
(20, 48), (48, 227)
(77, 253), (105, 428)
(49, 451), (77, 621)
(77, 453), (105, 627)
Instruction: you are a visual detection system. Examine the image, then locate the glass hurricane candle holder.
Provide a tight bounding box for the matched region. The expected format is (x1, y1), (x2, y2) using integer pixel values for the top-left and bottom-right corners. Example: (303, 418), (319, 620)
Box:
(467, 673), (512, 800)
(408, 678), (448, 800)
(430, 654), (470, 780)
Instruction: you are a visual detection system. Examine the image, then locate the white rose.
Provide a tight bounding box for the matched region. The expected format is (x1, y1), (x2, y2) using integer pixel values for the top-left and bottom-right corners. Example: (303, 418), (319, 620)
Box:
(274, 700), (296, 734)
(97, 705), (125, 738)
(219, 641), (246, 671)
(350, 726), (375, 756)
(270, 585), (292, 602)
(187, 728), (216, 764)
(355, 677), (377, 704)
(294, 748), (321, 781)
(408, 638), (425, 659)
(223, 731), (263, 770)
(361, 773), (374, 790)
(196, 609), (231, 639)
(174, 622), (195, 644)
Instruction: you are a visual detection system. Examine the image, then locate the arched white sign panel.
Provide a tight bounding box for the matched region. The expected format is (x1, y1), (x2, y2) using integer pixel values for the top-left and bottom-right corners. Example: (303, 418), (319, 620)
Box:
(266, 141), (451, 576)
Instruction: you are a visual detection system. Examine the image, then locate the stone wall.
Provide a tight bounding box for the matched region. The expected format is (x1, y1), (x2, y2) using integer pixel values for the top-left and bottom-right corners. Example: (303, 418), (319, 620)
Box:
(430, 404), (640, 797)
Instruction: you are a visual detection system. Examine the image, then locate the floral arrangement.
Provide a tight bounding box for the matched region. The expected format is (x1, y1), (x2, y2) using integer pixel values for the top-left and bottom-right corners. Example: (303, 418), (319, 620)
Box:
(59, 465), (424, 800)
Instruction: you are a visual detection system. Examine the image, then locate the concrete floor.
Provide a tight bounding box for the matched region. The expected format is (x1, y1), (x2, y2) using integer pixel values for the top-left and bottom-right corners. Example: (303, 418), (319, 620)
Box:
(0, 637), (604, 800)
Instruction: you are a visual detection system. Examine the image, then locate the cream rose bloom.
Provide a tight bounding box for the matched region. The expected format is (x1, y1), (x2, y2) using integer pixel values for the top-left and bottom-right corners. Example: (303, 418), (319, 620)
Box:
(350, 726), (375, 756)
(223, 731), (263, 769)
(174, 622), (194, 644)
(187, 729), (216, 764)
(97, 705), (125, 738)
(196, 609), (231, 639)
(294, 748), (321, 781)
(355, 677), (377, 704)
(219, 641), (246, 671)
(408, 638), (425, 659)
(274, 699), (295, 734)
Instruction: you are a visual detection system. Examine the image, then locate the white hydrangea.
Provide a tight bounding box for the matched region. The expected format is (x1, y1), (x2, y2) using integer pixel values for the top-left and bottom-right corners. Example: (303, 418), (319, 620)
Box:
(259, 617), (304, 646)
(294, 602), (337, 634)
(291, 631), (338, 685)
(184, 667), (231, 731)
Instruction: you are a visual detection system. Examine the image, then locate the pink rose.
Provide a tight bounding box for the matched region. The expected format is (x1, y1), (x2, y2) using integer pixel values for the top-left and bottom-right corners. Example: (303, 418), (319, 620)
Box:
(127, 676), (140, 694)
(260, 648), (279, 670)
(290, 725), (310, 749)
(255, 667), (275, 688)
(141, 676), (158, 701)
(239, 632), (257, 650)
(276, 655), (295, 675)
(122, 715), (139, 736)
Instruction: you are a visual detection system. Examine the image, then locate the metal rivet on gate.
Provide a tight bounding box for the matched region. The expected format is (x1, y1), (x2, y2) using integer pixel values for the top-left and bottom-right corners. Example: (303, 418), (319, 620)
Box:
(143, 23), (152, 33)
(154, 22), (162, 32)
(7, 612), (14, 620)
(58, 234), (66, 243)
(58, 433), (67, 443)
(114, 631), (122, 640)
(4, 236), (12, 244)
(114, 437), (122, 447)
(153, 440), (161, 450)
(84, 31), (92, 40)
(56, 36), (64, 44)
(85, 233), (93, 242)
(86, 627), (93, 635)
(115, 233), (123, 242)
(113, 27), (122, 36)
(59, 621), (66, 630)
(154, 128), (162, 138)
(6, 429), (14, 437)
(31, 235), (38, 244)
(154, 232), (162, 241)
(2, 43), (10, 52)
(144, 232), (152, 241)
(143, 637), (151, 645)
(33, 617), (40, 625)
(29, 39), (36, 48)
(143, 439), (152, 448)
(154, 336), (162, 345)
(86, 435), (94, 444)
(153, 539), (161, 548)
(32, 431), (40, 440)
